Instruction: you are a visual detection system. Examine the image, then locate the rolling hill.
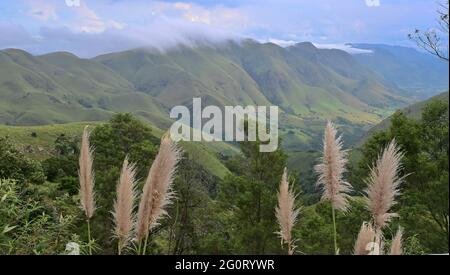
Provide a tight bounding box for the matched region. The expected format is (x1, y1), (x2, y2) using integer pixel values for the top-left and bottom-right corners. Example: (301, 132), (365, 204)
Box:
(0, 40), (426, 150)
(0, 122), (233, 179)
(0, 48), (170, 126)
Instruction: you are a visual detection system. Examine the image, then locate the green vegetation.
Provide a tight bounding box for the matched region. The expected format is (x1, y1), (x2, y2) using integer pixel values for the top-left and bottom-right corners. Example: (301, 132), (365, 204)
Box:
(0, 39), (448, 254)
(0, 122), (97, 160)
(359, 91), (449, 144)
(1, 42), (420, 150)
(0, 94), (447, 255)
(0, 179), (80, 255)
(350, 97), (449, 253)
(0, 137), (45, 184)
(0, 120), (230, 180)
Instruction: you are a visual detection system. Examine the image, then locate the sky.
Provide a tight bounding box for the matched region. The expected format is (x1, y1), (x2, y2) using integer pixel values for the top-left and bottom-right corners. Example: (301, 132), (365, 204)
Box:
(0, 0), (443, 57)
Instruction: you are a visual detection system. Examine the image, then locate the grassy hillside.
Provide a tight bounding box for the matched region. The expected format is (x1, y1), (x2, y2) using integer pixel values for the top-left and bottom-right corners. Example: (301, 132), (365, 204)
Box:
(351, 44), (449, 99)
(0, 122), (232, 179)
(94, 41), (413, 150)
(0, 49), (168, 126)
(0, 41), (416, 150)
(0, 122), (93, 160)
(358, 91), (449, 145)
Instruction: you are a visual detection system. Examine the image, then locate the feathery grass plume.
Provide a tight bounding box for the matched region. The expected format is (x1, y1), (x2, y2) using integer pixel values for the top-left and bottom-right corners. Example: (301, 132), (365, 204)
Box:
(79, 126), (96, 219)
(135, 135), (181, 254)
(113, 157), (137, 255)
(78, 126), (96, 255)
(275, 168), (300, 255)
(314, 121), (352, 254)
(365, 139), (404, 232)
(314, 121), (352, 211)
(354, 222), (376, 255)
(390, 227), (403, 255)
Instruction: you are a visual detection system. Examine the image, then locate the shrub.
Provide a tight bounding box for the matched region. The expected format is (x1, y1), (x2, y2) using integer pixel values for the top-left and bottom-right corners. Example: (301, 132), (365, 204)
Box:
(0, 137), (45, 184)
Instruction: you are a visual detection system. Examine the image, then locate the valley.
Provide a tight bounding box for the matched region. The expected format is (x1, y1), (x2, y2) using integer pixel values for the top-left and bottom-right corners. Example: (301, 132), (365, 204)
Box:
(2, 40), (438, 151)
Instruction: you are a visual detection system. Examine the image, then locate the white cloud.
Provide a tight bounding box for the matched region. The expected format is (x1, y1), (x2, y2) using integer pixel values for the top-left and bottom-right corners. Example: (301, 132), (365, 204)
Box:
(65, 0), (81, 8)
(69, 1), (125, 33)
(365, 0), (381, 8)
(8, 0), (435, 57)
(314, 43), (373, 54)
(153, 2), (248, 30)
(73, 1), (106, 33)
(0, 17), (238, 57)
(265, 38), (298, 47)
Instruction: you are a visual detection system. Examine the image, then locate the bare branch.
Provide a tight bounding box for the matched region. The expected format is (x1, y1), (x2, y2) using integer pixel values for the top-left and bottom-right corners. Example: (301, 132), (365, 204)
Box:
(409, 1), (449, 62)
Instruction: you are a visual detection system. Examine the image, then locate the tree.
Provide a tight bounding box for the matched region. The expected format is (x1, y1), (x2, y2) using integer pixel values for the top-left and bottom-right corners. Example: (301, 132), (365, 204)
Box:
(414, 100), (449, 249)
(297, 198), (371, 255)
(218, 134), (288, 254)
(92, 114), (159, 250)
(167, 157), (217, 255)
(352, 98), (449, 253)
(409, 1), (449, 61)
(42, 134), (79, 192)
(90, 113), (159, 177)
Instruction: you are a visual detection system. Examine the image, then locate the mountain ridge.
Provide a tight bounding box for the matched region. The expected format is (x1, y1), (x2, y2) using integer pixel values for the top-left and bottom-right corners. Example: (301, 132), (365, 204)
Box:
(1, 40), (442, 150)
(357, 91), (449, 146)
(350, 43), (449, 99)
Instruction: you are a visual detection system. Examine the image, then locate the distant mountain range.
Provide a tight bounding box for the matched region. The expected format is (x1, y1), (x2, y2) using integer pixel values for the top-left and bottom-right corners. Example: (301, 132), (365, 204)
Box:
(350, 43), (449, 99)
(0, 40), (447, 150)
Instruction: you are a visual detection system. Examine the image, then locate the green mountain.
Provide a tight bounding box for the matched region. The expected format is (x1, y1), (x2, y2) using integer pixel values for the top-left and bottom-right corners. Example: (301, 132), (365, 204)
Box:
(358, 91), (449, 145)
(0, 48), (169, 126)
(350, 43), (449, 99)
(1, 40), (414, 150)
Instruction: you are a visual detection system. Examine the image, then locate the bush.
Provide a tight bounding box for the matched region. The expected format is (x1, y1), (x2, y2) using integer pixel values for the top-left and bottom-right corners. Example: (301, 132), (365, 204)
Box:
(0, 179), (79, 254)
(0, 137), (45, 184)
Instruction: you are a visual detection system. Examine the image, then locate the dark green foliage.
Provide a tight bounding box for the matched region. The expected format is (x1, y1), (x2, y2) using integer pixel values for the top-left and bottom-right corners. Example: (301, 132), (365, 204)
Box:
(33, 113), (160, 253)
(86, 113), (159, 252)
(42, 157), (77, 183)
(1, 105), (447, 254)
(90, 113), (159, 178)
(296, 198), (371, 255)
(41, 134), (79, 194)
(217, 137), (288, 254)
(0, 137), (45, 184)
(166, 158), (218, 255)
(0, 179), (79, 254)
(351, 98), (449, 253)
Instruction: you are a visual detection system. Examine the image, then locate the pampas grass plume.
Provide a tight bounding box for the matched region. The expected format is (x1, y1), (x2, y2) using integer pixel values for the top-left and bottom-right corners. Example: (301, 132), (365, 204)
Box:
(113, 157), (137, 254)
(354, 222), (376, 255)
(314, 121), (352, 211)
(365, 140), (404, 231)
(79, 126), (95, 219)
(275, 168), (300, 255)
(135, 135), (181, 243)
(390, 227), (403, 255)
